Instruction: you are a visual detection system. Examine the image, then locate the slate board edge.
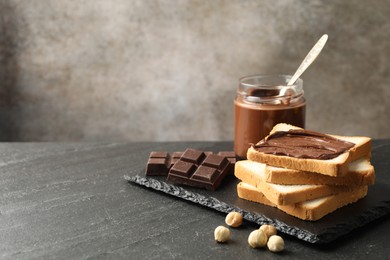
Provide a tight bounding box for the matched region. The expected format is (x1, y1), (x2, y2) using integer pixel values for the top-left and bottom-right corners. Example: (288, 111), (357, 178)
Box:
(125, 174), (321, 243)
(316, 203), (390, 243)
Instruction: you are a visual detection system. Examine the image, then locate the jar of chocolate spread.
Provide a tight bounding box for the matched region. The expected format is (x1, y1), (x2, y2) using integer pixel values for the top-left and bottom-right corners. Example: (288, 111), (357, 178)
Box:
(234, 75), (306, 158)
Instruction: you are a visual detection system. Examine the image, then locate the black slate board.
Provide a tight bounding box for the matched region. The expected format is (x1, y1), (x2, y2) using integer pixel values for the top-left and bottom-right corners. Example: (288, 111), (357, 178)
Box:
(125, 141), (390, 244)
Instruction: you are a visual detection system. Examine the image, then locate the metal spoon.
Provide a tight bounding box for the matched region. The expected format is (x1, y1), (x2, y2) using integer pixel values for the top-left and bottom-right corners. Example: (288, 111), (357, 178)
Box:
(287, 34), (328, 86)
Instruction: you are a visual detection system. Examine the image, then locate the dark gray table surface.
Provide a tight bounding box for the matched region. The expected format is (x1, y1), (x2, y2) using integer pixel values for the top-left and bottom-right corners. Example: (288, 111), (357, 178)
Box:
(1, 141), (390, 260)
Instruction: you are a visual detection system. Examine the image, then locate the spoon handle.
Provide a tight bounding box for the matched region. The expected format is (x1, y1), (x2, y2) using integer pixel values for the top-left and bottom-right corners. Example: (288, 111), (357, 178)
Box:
(287, 34), (328, 86)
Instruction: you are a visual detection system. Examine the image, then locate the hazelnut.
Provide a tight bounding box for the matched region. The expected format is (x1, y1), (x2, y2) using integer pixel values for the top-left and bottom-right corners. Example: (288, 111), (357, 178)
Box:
(248, 229), (267, 248)
(259, 224), (277, 238)
(267, 235), (285, 253)
(225, 211), (243, 227)
(214, 226), (231, 243)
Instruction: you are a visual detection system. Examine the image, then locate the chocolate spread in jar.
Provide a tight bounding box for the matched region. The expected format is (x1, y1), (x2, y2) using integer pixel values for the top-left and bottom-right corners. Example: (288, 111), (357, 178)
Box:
(234, 102), (305, 158)
(253, 129), (355, 160)
(234, 75), (306, 159)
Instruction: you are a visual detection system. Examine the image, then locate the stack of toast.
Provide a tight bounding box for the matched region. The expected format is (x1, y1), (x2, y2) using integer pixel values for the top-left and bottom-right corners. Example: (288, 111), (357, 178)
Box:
(235, 123), (375, 221)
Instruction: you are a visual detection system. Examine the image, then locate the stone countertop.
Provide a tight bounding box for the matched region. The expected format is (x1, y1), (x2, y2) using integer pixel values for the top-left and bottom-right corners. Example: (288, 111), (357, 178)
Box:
(1, 141), (390, 259)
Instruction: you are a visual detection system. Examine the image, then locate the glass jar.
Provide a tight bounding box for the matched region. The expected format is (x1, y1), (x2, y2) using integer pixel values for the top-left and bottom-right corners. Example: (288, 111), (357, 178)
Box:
(234, 75), (306, 158)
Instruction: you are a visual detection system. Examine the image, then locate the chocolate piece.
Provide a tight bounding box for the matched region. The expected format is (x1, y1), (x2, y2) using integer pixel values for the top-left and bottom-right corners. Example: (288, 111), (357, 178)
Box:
(170, 152), (183, 168)
(170, 160), (196, 178)
(145, 151), (171, 176)
(167, 149), (231, 191)
(181, 148), (206, 164)
(218, 151), (237, 165)
(253, 129), (355, 160)
(218, 151), (237, 175)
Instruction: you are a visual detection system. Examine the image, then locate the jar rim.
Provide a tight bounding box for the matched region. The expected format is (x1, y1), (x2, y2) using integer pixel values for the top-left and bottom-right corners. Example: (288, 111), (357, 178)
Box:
(239, 74), (302, 88)
(238, 74), (304, 104)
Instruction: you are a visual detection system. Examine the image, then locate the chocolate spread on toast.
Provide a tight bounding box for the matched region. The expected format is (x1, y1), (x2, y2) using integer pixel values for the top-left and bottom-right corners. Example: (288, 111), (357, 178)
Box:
(253, 129), (355, 160)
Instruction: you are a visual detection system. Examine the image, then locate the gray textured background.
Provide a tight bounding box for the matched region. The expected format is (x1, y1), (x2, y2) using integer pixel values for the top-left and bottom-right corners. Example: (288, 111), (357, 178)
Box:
(1, 0), (389, 141)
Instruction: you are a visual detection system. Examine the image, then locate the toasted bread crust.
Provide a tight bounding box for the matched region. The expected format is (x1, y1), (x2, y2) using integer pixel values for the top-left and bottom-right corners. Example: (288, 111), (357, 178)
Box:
(237, 182), (368, 221)
(235, 160), (360, 205)
(264, 159), (375, 185)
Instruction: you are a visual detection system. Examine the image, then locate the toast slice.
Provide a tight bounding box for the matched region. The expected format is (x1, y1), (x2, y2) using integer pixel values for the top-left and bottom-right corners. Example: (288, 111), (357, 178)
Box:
(235, 160), (360, 205)
(247, 158), (375, 186)
(237, 182), (368, 221)
(247, 123), (371, 177)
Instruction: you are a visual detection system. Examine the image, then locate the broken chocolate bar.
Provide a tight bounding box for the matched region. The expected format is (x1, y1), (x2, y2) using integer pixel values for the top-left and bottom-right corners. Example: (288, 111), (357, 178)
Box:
(145, 151), (171, 176)
(145, 149), (237, 177)
(167, 148), (231, 191)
